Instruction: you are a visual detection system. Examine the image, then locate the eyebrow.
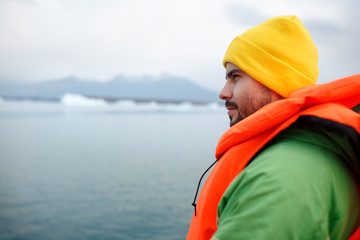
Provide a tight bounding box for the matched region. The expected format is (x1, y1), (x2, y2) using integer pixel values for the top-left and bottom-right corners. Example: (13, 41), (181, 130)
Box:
(226, 69), (244, 80)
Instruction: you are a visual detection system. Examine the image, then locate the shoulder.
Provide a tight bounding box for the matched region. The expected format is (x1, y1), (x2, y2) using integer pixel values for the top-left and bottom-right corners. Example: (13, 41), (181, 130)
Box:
(236, 127), (358, 202)
(247, 126), (354, 183)
(216, 126), (359, 239)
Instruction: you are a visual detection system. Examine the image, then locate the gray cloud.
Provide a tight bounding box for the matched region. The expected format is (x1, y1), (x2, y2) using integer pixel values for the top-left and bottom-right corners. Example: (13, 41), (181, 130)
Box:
(224, 2), (269, 27)
(304, 20), (343, 34)
(0, 0), (358, 90)
(304, 6), (359, 82)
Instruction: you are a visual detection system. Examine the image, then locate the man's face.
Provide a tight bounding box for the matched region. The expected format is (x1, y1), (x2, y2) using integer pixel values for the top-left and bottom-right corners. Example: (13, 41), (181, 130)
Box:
(219, 63), (281, 127)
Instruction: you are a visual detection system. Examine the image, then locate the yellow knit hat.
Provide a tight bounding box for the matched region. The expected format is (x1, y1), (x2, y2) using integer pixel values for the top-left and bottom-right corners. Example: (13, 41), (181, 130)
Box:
(223, 15), (319, 98)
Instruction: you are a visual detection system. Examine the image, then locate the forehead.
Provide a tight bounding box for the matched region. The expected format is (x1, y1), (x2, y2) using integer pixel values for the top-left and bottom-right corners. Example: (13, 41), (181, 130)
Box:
(225, 62), (243, 74)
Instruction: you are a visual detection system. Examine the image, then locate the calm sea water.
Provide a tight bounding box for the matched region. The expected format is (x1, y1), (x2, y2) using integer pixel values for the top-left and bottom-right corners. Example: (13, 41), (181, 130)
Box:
(0, 99), (228, 240)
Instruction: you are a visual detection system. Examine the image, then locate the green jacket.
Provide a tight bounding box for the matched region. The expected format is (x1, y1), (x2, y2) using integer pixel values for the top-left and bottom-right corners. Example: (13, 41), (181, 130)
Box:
(214, 124), (360, 239)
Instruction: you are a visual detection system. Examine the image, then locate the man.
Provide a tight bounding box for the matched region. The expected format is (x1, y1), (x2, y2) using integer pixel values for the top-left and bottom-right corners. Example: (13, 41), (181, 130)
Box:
(187, 15), (360, 239)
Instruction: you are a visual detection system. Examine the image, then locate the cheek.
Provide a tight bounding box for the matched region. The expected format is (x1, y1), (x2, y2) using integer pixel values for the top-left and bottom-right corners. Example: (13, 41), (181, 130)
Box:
(232, 82), (250, 103)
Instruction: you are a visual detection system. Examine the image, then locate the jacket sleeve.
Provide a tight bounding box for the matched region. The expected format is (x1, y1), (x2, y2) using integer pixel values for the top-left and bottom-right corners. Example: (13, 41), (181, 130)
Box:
(212, 134), (360, 240)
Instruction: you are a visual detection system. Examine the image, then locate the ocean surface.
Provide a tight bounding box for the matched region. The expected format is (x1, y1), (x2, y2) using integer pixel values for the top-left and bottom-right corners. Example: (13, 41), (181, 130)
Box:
(0, 95), (228, 240)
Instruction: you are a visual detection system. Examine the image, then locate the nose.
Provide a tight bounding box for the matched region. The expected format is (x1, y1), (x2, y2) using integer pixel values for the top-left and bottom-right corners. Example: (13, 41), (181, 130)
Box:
(219, 81), (232, 100)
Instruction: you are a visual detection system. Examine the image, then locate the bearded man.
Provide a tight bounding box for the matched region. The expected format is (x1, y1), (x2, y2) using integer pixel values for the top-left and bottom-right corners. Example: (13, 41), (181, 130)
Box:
(187, 15), (360, 240)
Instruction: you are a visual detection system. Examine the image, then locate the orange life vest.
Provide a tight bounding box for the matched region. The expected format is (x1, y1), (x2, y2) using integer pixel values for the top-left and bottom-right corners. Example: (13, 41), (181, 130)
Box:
(186, 75), (360, 240)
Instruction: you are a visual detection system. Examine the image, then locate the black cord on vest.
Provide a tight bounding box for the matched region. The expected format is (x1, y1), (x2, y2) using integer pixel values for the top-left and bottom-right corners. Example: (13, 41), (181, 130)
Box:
(191, 154), (223, 216)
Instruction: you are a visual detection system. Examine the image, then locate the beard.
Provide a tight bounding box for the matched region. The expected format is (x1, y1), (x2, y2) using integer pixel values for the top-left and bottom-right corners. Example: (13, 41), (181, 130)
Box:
(226, 86), (273, 127)
(225, 101), (244, 127)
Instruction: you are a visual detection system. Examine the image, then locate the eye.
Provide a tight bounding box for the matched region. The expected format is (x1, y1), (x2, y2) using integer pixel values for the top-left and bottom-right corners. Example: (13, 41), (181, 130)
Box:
(226, 71), (244, 81)
(232, 73), (242, 80)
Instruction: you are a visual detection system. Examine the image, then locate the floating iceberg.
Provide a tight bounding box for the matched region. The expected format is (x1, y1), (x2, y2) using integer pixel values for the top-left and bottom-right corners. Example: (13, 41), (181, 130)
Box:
(58, 93), (224, 113)
(61, 93), (107, 107)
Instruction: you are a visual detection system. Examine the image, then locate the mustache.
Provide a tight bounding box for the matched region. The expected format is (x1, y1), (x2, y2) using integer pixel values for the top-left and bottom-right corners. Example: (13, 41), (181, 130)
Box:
(225, 100), (238, 109)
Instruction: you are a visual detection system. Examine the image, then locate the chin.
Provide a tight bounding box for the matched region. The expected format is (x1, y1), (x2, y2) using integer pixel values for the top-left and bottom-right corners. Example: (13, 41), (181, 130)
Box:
(229, 115), (244, 127)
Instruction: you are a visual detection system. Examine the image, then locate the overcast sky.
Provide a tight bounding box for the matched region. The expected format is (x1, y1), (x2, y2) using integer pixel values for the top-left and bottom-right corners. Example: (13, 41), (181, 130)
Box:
(0, 0), (358, 91)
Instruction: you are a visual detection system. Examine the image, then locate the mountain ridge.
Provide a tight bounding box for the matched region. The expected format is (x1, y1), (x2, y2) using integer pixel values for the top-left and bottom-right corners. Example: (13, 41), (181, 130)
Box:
(0, 75), (219, 103)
